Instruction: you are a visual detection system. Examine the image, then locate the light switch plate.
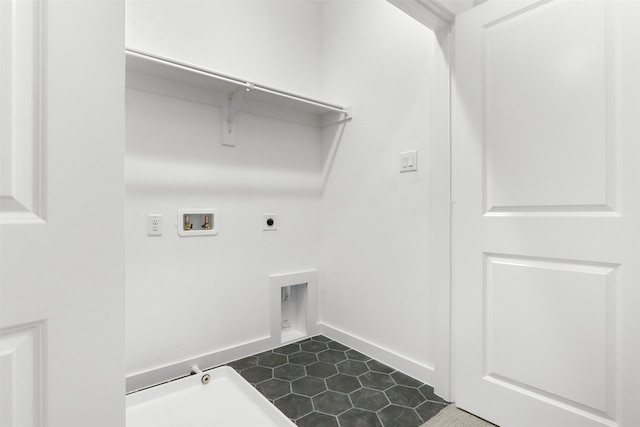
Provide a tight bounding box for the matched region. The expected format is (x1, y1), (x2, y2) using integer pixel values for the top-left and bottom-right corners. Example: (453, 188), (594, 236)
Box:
(400, 150), (418, 172)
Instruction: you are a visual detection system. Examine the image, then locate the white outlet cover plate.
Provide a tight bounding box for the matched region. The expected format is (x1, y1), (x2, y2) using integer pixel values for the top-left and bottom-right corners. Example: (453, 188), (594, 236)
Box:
(263, 213), (278, 231)
(147, 214), (163, 236)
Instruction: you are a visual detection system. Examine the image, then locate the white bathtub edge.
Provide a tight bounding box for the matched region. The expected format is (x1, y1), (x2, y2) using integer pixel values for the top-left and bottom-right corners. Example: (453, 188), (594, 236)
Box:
(127, 365), (296, 427)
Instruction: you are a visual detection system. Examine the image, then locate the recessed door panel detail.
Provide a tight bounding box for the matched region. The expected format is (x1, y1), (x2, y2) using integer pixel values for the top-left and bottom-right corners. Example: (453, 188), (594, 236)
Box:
(482, 1), (617, 215)
(0, 321), (45, 427)
(484, 254), (617, 416)
(0, 0), (45, 223)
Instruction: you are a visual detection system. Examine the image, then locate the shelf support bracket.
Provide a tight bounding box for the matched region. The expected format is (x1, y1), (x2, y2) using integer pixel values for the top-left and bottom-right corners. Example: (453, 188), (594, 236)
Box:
(320, 107), (353, 128)
(222, 84), (253, 147)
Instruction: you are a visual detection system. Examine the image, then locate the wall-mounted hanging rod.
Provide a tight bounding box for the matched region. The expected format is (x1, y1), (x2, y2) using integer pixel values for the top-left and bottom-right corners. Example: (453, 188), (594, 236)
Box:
(125, 48), (351, 118)
(127, 48), (252, 89)
(254, 85), (348, 115)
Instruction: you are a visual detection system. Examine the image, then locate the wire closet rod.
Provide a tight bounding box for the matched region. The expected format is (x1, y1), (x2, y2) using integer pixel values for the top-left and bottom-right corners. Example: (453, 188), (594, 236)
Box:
(126, 48), (350, 116)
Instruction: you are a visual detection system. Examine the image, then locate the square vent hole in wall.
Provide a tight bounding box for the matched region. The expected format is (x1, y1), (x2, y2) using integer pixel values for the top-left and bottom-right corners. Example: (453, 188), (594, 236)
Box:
(270, 271), (317, 345)
(281, 284), (306, 342)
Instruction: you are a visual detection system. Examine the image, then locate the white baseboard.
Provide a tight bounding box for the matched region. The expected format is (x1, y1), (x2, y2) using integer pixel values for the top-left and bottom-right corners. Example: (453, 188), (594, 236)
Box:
(126, 335), (273, 393)
(317, 322), (435, 386)
(126, 323), (436, 393)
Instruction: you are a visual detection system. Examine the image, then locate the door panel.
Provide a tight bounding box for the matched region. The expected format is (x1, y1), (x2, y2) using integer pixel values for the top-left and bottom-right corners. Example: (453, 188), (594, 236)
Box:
(453, 1), (640, 426)
(0, 322), (44, 427)
(485, 254), (615, 413)
(0, 1), (126, 426)
(485, 1), (611, 212)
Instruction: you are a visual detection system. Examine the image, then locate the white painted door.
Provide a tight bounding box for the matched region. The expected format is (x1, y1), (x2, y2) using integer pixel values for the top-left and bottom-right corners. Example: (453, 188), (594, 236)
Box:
(0, 1), (125, 426)
(452, 1), (640, 426)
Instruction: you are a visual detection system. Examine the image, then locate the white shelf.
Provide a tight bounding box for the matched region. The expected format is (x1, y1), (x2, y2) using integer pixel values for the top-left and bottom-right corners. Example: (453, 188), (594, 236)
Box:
(125, 48), (351, 122)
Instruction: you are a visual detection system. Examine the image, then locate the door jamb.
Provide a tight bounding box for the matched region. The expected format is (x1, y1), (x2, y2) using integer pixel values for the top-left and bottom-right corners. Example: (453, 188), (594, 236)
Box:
(387, 0), (454, 401)
(430, 26), (452, 401)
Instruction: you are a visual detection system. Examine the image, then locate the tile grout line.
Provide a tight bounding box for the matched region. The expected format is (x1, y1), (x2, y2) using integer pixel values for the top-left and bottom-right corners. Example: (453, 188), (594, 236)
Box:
(226, 335), (448, 427)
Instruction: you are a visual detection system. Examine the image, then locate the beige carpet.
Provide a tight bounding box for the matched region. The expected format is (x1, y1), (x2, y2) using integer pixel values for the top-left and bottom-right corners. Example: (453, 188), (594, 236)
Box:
(421, 405), (498, 427)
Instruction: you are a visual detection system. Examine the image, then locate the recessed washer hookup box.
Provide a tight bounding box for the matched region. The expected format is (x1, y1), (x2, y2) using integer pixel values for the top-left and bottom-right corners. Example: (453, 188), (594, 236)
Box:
(177, 208), (219, 237)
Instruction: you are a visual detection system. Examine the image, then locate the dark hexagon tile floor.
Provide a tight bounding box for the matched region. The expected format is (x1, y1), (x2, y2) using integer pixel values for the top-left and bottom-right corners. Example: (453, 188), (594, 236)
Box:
(227, 335), (448, 427)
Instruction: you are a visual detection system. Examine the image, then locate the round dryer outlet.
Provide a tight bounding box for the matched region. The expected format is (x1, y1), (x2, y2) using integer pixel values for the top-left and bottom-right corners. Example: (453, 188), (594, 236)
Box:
(262, 213), (278, 231)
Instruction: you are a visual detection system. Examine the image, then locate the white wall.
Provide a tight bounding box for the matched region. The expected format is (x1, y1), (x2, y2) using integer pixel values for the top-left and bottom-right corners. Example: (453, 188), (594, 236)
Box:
(126, 0), (323, 99)
(125, 0), (440, 388)
(0, 1), (126, 426)
(319, 0), (437, 382)
(125, 0), (325, 382)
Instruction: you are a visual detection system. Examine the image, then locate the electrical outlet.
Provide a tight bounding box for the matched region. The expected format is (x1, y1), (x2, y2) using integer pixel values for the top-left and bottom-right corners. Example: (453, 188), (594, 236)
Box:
(263, 213), (278, 231)
(147, 214), (163, 236)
